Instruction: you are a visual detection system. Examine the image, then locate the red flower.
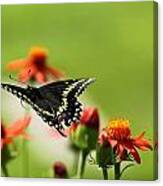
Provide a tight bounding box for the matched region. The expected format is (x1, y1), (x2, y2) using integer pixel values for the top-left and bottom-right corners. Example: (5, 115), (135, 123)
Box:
(98, 118), (152, 164)
(80, 107), (100, 131)
(1, 116), (31, 149)
(68, 107), (100, 150)
(7, 47), (64, 83)
(53, 161), (68, 178)
(70, 107), (100, 134)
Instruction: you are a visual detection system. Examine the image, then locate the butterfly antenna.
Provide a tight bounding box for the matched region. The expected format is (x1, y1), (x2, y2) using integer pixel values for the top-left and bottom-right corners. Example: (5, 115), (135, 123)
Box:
(9, 74), (27, 85)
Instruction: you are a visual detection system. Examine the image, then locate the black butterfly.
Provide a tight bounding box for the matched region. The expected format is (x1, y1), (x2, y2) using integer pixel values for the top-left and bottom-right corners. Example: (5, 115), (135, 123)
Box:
(1, 78), (95, 136)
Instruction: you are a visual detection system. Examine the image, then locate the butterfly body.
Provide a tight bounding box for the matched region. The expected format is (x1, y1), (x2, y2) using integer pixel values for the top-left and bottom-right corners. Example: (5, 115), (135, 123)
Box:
(1, 78), (95, 136)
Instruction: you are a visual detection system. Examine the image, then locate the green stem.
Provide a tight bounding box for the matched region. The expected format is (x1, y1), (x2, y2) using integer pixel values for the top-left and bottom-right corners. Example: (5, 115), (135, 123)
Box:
(102, 167), (108, 180)
(77, 149), (88, 178)
(114, 162), (121, 180)
(21, 104), (30, 177)
(72, 149), (80, 176)
(1, 145), (11, 177)
(22, 139), (29, 177)
(2, 164), (9, 177)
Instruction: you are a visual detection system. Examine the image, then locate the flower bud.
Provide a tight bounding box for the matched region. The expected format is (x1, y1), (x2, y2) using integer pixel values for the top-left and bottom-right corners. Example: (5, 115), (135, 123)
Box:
(96, 130), (115, 167)
(69, 107), (100, 150)
(80, 107), (99, 132)
(53, 161), (68, 178)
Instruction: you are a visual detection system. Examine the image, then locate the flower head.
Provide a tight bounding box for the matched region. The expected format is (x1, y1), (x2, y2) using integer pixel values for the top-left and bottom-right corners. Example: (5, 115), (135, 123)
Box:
(98, 118), (152, 164)
(1, 116), (31, 149)
(7, 47), (64, 83)
(69, 107), (100, 150)
(80, 107), (100, 131)
(53, 161), (68, 178)
(70, 107), (100, 134)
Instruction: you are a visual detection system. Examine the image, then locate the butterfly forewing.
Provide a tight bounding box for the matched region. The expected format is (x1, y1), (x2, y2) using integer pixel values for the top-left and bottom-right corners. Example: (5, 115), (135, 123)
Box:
(1, 78), (95, 136)
(1, 83), (53, 116)
(1, 83), (32, 103)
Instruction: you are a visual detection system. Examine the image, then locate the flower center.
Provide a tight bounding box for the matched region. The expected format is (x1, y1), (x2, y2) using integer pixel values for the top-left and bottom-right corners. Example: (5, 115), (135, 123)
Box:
(106, 119), (131, 140)
(29, 47), (47, 68)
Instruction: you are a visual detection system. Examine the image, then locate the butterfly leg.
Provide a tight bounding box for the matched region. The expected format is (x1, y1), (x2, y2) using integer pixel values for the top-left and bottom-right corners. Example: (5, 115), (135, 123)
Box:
(56, 128), (67, 137)
(49, 117), (67, 137)
(20, 99), (28, 109)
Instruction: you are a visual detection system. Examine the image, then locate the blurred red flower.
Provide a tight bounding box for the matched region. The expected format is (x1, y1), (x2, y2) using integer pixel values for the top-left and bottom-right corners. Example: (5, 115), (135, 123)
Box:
(1, 116), (31, 149)
(98, 118), (152, 164)
(80, 107), (100, 131)
(68, 106), (100, 151)
(70, 106), (100, 134)
(7, 47), (64, 83)
(53, 161), (68, 178)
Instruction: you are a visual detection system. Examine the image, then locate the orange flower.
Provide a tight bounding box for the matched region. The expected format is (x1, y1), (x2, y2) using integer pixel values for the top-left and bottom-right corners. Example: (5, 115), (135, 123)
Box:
(1, 116), (31, 149)
(7, 47), (64, 83)
(98, 118), (152, 164)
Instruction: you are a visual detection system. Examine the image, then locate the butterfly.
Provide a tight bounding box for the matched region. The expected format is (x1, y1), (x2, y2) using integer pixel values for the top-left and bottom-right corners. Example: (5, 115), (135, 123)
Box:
(1, 78), (95, 136)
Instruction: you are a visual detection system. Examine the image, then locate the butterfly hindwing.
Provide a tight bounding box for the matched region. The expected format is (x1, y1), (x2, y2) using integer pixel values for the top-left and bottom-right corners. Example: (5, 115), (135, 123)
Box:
(38, 78), (95, 129)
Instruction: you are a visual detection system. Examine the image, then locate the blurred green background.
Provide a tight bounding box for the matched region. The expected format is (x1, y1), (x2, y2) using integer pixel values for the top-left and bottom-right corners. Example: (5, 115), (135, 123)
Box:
(1, 1), (156, 180)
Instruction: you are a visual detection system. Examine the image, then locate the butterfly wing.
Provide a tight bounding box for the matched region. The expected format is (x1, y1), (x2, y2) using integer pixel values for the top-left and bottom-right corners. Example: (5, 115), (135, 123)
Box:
(1, 83), (32, 102)
(38, 78), (95, 132)
(1, 78), (95, 137)
(1, 83), (53, 119)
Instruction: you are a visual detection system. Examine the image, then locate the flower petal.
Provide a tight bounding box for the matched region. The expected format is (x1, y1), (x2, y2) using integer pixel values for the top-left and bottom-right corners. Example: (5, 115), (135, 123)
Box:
(135, 131), (146, 140)
(6, 116), (31, 138)
(18, 66), (36, 82)
(47, 66), (64, 79)
(35, 71), (46, 83)
(124, 142), (141, 164)
(98, 130), (108, 145)
(108, 139), (117, 148)
(116, 143), (125, 158)
(7, 59), (28, 70)
(133, 132), (153, 151)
